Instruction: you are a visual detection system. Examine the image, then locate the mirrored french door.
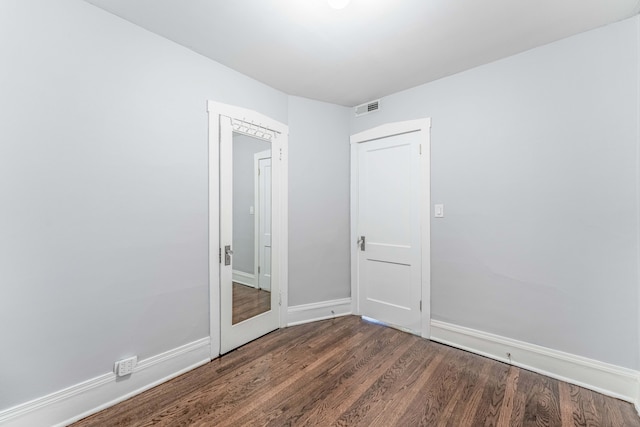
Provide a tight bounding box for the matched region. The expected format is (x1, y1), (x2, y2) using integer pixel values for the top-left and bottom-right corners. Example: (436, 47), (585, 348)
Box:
(219, 114), (286, 354)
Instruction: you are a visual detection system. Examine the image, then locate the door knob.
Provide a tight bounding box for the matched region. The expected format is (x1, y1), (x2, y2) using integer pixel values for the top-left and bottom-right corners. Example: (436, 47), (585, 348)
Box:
(357, 236), (366, 251)
(224, 245), (233, 265)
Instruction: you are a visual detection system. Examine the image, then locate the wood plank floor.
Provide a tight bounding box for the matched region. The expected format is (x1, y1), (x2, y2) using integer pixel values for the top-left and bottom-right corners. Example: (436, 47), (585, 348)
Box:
(73, 316), (639, 426)
(233, 282), (270, 324)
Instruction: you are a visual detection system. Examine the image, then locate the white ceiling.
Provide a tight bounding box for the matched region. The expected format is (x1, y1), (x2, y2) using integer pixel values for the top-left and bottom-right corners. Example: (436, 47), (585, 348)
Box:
(86, 0), (640, 107)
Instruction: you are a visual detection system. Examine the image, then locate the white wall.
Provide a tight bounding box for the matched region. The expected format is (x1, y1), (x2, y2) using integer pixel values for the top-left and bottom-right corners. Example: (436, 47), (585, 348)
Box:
(288, 96), (351, 306)
(351, 16), (640, 370)
(0, 0), (287, 411)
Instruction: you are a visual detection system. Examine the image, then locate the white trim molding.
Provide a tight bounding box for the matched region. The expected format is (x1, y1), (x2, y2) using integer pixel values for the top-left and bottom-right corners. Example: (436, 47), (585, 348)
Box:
(232, 270), (256, 288)
(207, 101), (288, 134)
(287, 298), (352, 327)
(431, 320), (640, 404)
(0, 338), (211, 427)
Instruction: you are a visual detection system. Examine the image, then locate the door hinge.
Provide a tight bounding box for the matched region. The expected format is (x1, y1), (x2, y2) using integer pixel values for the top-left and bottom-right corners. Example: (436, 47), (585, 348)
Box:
(419, 144), (422, 155)
(258, 168), (260, 175)
(419, 300), (422, 311)
(258, 266), (261, 274)
(219, 248), (221, 264)
(279, 292), (282, 306)
(279, 148), (282, 161)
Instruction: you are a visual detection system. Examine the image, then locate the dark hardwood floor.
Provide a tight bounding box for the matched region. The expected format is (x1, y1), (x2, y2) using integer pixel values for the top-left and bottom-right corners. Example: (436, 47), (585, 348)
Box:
(233, 282), (271, 324)
(73, 316), (639, 426)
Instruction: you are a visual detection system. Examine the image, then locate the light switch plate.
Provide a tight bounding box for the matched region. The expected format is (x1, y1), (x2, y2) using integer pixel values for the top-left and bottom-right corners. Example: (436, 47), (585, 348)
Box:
(434, 204), (444, 218)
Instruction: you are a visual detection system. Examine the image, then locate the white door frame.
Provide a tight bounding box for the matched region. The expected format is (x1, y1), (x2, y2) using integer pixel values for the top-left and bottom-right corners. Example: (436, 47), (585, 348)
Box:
(254, 150), (271, 291)
(207, 101), (288, 359)
(350, 118), (431, 339)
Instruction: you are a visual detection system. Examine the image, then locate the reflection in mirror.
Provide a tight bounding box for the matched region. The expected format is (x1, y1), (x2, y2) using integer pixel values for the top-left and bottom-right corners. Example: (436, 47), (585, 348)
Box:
(232, 133), (272, 324)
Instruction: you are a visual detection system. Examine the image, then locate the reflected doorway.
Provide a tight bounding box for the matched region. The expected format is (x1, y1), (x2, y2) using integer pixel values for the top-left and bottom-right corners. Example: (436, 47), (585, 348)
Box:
(231, 135), (271, 324)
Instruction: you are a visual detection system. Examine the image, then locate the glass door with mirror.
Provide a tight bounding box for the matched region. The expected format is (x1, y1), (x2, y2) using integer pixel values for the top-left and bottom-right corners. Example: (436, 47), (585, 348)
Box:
(231, 137), (270, 324)
(220, 116), (282, 354)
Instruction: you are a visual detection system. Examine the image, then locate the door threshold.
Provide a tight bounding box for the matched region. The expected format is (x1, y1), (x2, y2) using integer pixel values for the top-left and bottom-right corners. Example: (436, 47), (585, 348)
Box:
(361, 316), (418, 336)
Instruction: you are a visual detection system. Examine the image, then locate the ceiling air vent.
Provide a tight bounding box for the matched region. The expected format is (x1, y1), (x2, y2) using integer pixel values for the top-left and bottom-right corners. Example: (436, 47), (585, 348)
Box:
(355, 99), (380, 117)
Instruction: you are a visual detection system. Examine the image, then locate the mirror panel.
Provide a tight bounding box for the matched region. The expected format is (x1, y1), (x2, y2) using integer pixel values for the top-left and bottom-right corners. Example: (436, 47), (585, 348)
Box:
(232, 132), (271, 324)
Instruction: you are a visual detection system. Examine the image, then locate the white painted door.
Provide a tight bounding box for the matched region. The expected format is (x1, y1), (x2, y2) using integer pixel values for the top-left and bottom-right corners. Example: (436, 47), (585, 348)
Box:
(256, 155), (272, 291)
(354, 128), (426, 334)
(219, 117), (282, 355)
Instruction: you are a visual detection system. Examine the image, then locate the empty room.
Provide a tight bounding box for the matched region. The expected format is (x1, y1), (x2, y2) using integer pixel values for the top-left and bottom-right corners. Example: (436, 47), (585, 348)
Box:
(1, 0), (640, 425)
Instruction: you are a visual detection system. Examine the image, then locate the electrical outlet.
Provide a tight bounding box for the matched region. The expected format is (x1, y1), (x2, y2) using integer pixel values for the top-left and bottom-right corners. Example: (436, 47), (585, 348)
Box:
(114, 356), (137, 377)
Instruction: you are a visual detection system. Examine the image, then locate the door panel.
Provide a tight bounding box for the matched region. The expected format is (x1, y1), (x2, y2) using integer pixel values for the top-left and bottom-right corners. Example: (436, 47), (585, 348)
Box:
(365, 261), (412, 309)
(220, 117), (280, 354)
(357, 131), (422, 333)
(362, 143), (414, 245)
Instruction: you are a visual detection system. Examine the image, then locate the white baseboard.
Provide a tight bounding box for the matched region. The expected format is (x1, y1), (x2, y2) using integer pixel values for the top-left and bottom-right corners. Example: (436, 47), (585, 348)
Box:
(430, 320), (639, 404)
(0, 338), (211, 427)
(287, 298), (352, 326)
(232, 270), (256, 288)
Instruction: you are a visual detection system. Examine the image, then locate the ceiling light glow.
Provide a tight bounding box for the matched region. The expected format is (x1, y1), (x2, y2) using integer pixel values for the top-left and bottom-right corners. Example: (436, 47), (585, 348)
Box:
(328, 0), (350, 10)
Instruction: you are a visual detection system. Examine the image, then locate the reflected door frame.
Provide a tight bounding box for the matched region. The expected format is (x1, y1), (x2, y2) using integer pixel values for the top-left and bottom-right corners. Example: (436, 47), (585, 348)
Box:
(207, 101), (289, 359)
(254, 150), (272, 291)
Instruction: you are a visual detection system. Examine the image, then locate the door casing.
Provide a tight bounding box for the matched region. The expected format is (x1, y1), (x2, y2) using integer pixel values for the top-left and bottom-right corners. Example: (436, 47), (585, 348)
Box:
(350, 118), (432, 339)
